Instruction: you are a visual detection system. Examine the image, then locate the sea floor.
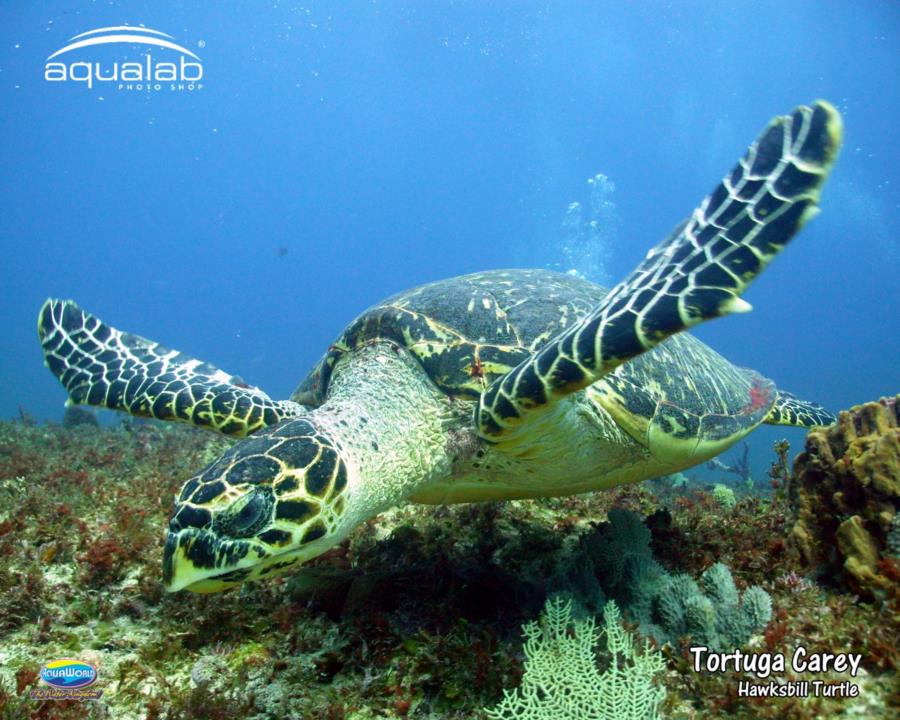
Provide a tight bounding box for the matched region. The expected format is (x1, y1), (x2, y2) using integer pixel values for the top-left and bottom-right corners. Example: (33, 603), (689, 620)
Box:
(0, 417), (896, 719)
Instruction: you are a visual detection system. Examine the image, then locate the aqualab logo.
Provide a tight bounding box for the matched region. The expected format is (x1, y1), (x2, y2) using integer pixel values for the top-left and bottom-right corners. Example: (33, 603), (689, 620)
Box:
(44, 25), (204, 92)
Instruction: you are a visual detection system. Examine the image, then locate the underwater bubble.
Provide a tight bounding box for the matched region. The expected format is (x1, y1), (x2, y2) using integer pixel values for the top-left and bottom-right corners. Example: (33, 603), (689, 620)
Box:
(556, 172), (620, 285)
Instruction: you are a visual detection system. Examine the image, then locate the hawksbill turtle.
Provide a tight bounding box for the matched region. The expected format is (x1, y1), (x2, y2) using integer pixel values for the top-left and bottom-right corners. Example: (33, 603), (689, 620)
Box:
(38, 101), (842, 593)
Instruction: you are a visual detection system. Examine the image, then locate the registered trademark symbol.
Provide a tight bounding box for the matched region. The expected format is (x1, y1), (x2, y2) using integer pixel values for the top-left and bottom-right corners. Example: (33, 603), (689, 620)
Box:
(197, 40), (206, 48)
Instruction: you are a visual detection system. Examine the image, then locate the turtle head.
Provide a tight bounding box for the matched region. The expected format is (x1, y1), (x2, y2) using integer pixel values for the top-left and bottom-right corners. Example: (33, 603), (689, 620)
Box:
(163, 418), (350, 592)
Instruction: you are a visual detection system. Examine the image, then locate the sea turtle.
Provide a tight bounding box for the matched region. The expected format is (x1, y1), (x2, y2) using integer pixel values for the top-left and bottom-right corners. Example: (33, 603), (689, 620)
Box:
(38, 100), (842, 593)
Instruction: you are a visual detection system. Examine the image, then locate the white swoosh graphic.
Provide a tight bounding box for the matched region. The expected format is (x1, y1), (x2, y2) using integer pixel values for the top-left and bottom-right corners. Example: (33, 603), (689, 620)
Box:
(47, 35), (200, 61)
(70, 26), (174, 41)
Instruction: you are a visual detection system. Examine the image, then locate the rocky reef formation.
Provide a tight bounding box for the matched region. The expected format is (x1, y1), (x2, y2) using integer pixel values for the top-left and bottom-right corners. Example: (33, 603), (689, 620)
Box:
(788, 395), (900, 599)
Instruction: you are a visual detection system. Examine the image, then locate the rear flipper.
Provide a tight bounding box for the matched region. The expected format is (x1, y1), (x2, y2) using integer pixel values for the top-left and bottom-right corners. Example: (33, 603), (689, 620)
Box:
(764, 390), (834, 428)
(38, 299), (303, 436)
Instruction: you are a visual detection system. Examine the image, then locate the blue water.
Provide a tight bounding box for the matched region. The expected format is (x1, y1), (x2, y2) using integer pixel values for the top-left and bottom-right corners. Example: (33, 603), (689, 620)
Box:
(2, 2), (897, 480)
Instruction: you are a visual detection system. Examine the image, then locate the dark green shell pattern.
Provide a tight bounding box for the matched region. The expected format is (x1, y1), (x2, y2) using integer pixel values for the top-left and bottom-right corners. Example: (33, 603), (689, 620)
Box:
(292, 268), (772, 435)
(293, 270), (589, 407)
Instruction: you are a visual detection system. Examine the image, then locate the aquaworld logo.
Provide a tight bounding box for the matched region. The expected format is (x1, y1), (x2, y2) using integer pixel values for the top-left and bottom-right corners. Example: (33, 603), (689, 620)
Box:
(31, 658), (103, 701)
(44, 25), (204, 92)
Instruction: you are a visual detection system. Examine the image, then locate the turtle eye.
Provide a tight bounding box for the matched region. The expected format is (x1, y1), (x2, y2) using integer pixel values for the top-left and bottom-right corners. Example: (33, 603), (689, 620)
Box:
(216, 487), (273, 539)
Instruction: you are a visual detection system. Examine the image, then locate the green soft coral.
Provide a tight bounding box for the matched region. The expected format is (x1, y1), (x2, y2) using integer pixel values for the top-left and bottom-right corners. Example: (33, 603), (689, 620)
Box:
(652, 562), (772, 652)
(711, 483), (737, 511)
(484, 597), (665, 720)
(558, 508), (772, 651)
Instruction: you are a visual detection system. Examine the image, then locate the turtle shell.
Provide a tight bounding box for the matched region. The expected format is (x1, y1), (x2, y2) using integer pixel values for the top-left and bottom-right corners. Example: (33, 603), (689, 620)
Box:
(292, 269), (598, 405)
(292, 269), (775, 452)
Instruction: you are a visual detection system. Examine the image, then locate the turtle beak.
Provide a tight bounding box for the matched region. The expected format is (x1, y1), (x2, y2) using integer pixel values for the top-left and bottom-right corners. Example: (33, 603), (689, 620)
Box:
(163, 531), (202, 593)
(162, 528), (258, 593)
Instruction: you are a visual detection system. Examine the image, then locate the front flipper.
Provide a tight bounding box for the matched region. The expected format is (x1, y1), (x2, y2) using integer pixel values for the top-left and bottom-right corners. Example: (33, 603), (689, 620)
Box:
(38, 299), (304, 436)
(476, 100), (842, 442)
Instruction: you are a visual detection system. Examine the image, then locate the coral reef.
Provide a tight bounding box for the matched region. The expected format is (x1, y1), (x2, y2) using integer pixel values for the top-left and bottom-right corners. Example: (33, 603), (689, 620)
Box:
(712, 484), (737, 511)
(887, 513), (900, 557)
(707, 443), (753, 489)
(0, 412), (896, 719)
(62, 405), (99, 429)
(788, 395), (900, 599)
(653, 563), (772, 653)
(484, 597), (665, 720)
(561, 508), (771, 651)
